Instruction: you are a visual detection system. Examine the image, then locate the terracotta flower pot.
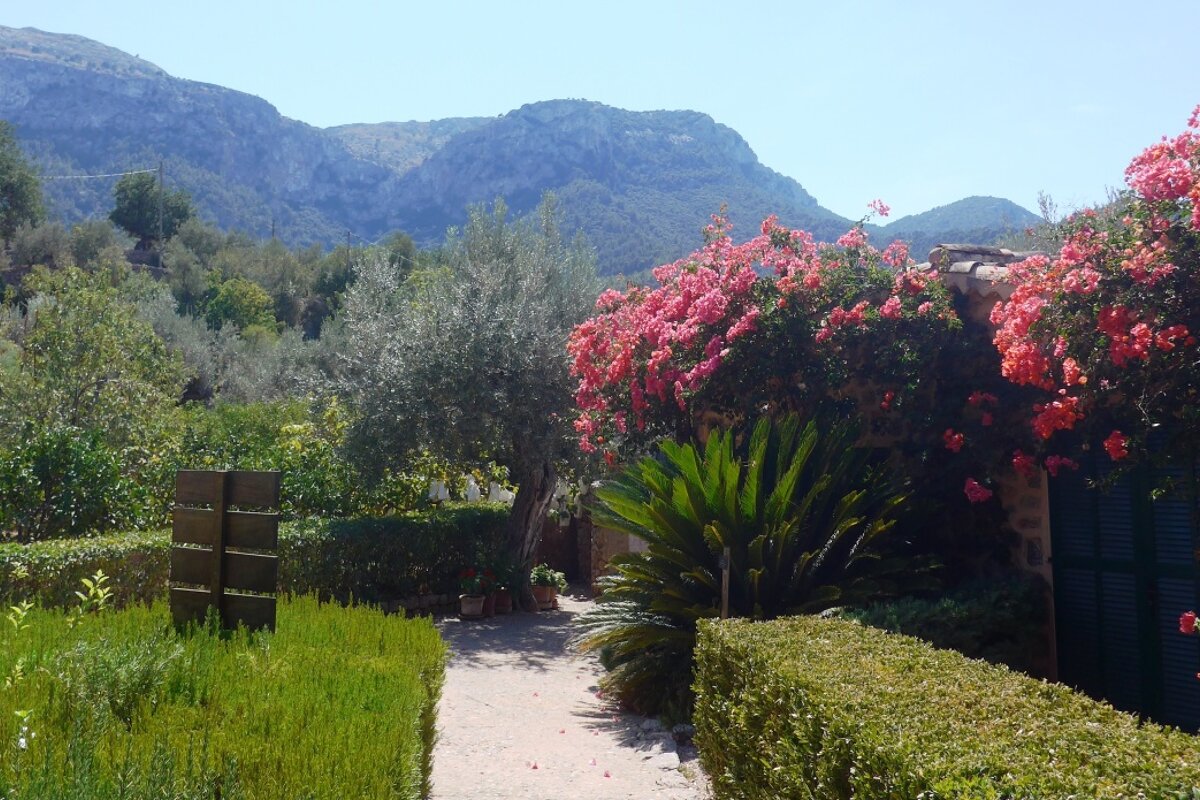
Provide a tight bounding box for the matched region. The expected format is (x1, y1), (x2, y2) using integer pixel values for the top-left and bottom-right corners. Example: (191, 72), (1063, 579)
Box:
(531, 585), (556, 611)
(459, 594), (485, 618)
(494, 588), (513, 614)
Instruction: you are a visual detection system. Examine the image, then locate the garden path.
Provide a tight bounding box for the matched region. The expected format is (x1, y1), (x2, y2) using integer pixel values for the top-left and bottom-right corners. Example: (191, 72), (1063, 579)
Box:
(432, 590), (711, 800)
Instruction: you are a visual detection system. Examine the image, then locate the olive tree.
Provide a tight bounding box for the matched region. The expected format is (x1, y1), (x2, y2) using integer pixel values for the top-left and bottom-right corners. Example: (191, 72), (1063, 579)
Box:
(335, 197), (597, 606)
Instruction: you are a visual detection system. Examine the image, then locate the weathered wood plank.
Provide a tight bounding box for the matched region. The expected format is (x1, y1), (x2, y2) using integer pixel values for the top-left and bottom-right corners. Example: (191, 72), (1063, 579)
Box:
(175, 470), (224, 506)
(176, 470), (281, 509)
(223, 550), (278, 593)
(170, 547), (277, 593)
(170, 587), (276, 631)
(226, 471), (281, 509)
(173, 508), (279, 548)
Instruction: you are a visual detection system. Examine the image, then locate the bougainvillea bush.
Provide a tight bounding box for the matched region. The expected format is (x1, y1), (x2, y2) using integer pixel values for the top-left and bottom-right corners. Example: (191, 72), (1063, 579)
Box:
(990, 105), (1200, 471)
(568, 207), (1039, 567)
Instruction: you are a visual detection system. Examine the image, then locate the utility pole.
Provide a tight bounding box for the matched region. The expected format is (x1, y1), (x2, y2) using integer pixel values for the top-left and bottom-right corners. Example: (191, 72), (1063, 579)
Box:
(157, 160), (164, 270)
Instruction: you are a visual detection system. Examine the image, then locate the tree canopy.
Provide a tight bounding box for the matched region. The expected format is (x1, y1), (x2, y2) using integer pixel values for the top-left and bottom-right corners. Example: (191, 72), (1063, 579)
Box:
(0, 121), (44, 244)
(336, 196), (598, 599)
(109, 171), (194, 251)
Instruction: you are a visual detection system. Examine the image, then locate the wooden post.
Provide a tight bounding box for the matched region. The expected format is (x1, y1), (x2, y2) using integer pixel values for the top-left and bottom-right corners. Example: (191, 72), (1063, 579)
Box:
(720, 546), (731, 620)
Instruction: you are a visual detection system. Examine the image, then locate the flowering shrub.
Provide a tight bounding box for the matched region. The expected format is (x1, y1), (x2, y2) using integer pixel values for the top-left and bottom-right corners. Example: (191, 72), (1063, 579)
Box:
(569, 210), (961, 453)
(990, 105), (1200, 469)
(569, 208), (1037, 514)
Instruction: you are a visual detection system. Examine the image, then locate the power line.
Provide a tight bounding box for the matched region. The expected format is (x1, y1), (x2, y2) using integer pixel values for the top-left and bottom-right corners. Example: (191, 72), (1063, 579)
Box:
(41, 168), (157, 180)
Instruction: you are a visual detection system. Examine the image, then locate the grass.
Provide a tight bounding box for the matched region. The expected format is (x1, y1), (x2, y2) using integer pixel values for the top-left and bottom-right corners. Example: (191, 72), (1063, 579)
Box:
(0, 595), (445, 799)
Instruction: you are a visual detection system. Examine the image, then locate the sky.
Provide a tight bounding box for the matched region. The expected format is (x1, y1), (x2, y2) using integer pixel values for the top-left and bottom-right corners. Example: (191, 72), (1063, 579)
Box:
(3, 1), (1198, 221)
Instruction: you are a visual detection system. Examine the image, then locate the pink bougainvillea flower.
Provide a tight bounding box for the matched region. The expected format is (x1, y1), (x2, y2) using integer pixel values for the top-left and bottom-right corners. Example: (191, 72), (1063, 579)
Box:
(589, 758), (598, 766)
(1180, 610), (1197, 635)
(868, 198), (891, 218)
(603, 770), (612, 778)
(1043, 455), (1079, 478)
(1103, 430), (1129, 461)
(1012, 450), (1037, 479)
(963, 478), (993, 503)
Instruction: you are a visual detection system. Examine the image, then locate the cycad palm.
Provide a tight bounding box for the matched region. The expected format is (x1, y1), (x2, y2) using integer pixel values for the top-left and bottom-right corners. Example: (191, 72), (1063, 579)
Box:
(574, 414), (926, 716)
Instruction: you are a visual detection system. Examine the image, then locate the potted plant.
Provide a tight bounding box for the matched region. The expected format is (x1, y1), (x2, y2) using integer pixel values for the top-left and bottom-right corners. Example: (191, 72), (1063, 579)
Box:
(493, 560), (520, 614)
(458, 568), (486, 618)
(480, 568), (498, 617)
(530, 563), (568, 611)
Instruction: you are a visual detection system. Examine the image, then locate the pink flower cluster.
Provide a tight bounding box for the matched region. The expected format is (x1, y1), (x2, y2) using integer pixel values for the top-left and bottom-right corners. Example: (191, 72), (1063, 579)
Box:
(568, 214), (957, 455)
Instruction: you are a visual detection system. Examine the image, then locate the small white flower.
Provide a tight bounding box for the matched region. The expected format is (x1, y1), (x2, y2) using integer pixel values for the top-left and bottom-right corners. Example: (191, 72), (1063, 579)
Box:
(16, 737), (26, 750)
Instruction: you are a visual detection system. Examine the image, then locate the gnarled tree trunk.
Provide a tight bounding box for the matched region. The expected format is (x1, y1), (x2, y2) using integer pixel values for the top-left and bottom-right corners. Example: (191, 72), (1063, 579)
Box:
(507, 457), (557, 611)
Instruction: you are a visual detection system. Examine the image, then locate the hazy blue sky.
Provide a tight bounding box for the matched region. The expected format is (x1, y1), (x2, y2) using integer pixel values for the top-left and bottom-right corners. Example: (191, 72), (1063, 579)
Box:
(5, 1), (1198, 221)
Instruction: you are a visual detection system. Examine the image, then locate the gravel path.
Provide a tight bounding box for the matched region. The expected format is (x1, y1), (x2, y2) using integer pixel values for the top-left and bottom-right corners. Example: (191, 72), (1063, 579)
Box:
(431, 591), (711, 800)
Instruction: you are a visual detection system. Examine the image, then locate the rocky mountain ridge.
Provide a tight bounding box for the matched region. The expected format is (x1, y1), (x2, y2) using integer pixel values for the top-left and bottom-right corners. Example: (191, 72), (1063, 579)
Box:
(0, 25), (1040, 274)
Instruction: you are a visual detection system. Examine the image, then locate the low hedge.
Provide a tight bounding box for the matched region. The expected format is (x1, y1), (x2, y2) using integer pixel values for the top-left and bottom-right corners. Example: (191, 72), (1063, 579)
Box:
(0, 503), (509, 607)
(694, 616), (1200, 799)
(0, 596), (445, 799)
(842, 572), (1048, 672)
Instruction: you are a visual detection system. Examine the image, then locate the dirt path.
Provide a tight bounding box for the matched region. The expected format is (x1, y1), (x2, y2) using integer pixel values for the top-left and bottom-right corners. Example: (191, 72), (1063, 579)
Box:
(431, 591), (711, 800)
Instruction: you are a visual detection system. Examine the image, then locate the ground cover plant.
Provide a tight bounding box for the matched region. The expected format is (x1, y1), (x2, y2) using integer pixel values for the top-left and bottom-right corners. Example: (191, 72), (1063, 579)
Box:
(573, 414), (927, 718)
(694, 615), (1200, 799)
(0, 595), (445, 799)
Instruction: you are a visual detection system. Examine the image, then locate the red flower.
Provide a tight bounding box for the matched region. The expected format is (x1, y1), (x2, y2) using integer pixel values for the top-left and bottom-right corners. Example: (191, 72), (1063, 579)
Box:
(1103, 430), (1129, 461)
(1181, 610), (1197, 635)
(943, 429), (965, 453)
(963, 478), (993, 504)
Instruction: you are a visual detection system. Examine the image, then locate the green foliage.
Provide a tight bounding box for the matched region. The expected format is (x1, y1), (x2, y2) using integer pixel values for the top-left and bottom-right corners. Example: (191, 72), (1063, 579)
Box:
(0, 268), (186, 540)
(530, 563), (567, 591)
(8, 222), (70, 269)
(694, 615), (1200, 798)
(0, 505), (510, 607)
(842, 572), (1048, 673)
(337, 195), (599, 582)
(573, 414), (925, 717)
(0, 120), (43, 243)
(203, 275), (276, 333)
(0, 425), (159, 540)
(0, 596), (445, 799)
(278, 506), (510, 601)
(179, 399), (443, 518)
(68, 219), (128, 270)
(108, 172), (194, 250)
(340, 196), (598, 477)
(0, 529), (168, 608)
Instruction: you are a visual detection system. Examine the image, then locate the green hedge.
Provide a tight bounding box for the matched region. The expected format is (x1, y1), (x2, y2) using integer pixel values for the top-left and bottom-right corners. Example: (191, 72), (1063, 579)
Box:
(0, 504), (509, 607)
(694, 616), (1200, 799)
(842, 572), (1048, 672)
(0, 596), (444, 799)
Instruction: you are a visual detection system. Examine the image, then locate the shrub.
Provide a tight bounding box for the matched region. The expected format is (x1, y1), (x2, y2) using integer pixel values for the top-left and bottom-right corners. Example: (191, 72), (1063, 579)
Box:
(280, 505), (510, 601)
(694, 615), (1200, 799)
(842, 571), (1048, 672)
(573, 414), (927, 718)
(0, 504), (509, 607)
(0, 595), (444, 799)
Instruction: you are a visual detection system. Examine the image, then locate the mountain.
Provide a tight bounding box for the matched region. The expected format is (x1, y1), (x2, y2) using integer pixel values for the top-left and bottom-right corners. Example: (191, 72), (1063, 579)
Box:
(0, 25), (1038, 274)
(872, 196), (1042, 258)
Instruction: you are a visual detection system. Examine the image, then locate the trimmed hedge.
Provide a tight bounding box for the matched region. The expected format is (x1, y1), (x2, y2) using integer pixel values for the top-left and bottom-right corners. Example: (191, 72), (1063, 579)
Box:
(0, 503), (509, 607)
(694, 616), (1200, 799)
(842, 572), (1048, 673)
